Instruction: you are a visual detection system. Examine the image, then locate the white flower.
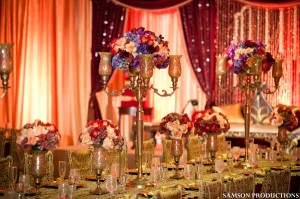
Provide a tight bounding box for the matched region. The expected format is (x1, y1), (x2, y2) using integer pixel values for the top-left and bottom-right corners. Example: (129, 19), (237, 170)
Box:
(102, 137), (114, 149)
(106, 125), (116, 138)
(80, 132), (92, 144)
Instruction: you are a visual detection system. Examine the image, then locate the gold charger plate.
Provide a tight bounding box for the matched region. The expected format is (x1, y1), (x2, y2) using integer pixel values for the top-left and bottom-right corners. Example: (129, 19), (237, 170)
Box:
(42, 181), (85, 188)
(0, 187), (36, 195)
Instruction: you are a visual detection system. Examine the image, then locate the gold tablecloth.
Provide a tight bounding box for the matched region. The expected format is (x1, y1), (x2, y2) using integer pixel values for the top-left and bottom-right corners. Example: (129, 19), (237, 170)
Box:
(19, 159), (300, 199)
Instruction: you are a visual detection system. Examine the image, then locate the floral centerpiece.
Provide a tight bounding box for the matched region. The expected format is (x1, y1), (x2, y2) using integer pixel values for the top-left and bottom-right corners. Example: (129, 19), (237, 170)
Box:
(159, 112), (193, 140)
(78, 119), (124, 150)
(223, 40), (275, 74)
(17, 119), (61, 151)
(269, 104), (298, 130)
(110, 27), (170, 71)
(193, 112), (230, 136)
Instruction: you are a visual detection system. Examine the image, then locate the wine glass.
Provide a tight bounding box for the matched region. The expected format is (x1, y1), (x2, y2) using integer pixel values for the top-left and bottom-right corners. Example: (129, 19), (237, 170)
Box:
(269, 149), (277, 166)
(9, 166), (18, 189)
(110, 163), (119, 178)
(69, 169), (80, 186)
(232, 146), (240, 162)
(226, 158), (234, 173)
(215, 158), (225, 181)
(19, 174), (31, 195)
(59, 161), (67, 181)
(150, 167), (161, 186)
(105, 175), (118, 198)
(58, 182), (69, 199)
(118, 174), (126, 191)
(183, 164), (194, 180)
(142, 151), (151, 178)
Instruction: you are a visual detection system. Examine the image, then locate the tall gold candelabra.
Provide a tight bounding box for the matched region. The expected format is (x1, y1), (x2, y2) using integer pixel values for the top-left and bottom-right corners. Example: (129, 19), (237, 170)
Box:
(216, 54), (283, 167)
(98, 52), (181, 188)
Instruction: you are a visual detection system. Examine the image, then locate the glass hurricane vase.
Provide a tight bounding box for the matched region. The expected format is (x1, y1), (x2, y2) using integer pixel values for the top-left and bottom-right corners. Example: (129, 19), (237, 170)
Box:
(170, 139), (184, 179)
(277, 126), (288, 161)
(206, 133), (218, 173)
(31, 150), (47, 199)
(90, 145), (107, 195)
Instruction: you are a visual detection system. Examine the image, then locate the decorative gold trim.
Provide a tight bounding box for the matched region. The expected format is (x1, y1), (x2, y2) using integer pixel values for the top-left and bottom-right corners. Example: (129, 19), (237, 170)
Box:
(111, 0), (192, 11)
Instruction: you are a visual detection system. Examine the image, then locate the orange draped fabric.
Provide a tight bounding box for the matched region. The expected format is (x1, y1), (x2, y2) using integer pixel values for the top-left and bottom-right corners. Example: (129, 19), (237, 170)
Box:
(0, 0), (92, 146)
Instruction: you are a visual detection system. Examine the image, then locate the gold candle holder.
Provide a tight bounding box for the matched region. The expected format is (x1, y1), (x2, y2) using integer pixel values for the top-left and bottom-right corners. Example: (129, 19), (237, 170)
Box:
(98, 52), (182, 188)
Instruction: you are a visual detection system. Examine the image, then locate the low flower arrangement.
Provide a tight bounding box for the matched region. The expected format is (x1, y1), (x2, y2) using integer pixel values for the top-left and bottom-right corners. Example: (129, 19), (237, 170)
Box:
(193, 112), (230, 136)
(78, 119), (124, 150)
(269, 104), (298, 130)
(223, 40), (275, 74)
(17, 119), (61, 151)
(159, 112), (193, 140)
(110, 27), (170, 71)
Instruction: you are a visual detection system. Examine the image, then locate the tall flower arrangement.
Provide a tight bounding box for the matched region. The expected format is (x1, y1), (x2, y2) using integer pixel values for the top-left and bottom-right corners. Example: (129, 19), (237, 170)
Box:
(78, 119), (124, 150)
(159, 112), (193, 140)
(223, 40), (275, 74)
(194, 112), (230, 136)
(269, 104), (298, 130)
(17, 119), (61, 151)
(110, 27), (170, 71)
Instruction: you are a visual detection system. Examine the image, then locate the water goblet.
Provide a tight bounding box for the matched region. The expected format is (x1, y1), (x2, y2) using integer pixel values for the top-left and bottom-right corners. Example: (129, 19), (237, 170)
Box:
(226, 158), (234, 173)
(69, 168), (81, 184)
(68, 183), (77, 199)
(215, 158), (225, 181)
(159, 163), (168, 181)
(58, 182), (69, 199)
(19, 174), (31, 195)
(58, 161), (67, 181)
(269, 149), (277, 166)
(232, 146), (240, 162)
(150, 167), (161, 186)
(183, 164), (195, 180)
(118, 174), (127, 191)
(9, 166), (18, 189)
(142, 151), (151, 178)
(105, 175), (118, 199)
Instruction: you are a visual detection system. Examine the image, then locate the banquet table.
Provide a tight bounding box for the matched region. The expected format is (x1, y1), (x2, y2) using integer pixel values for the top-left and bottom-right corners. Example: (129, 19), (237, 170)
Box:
(14, 158), (300, 199)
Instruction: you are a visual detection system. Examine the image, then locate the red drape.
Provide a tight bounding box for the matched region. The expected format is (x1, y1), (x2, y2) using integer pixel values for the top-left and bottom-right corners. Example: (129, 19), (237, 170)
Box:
(88, 0), (126, 122)
(180, 0), (216, 108)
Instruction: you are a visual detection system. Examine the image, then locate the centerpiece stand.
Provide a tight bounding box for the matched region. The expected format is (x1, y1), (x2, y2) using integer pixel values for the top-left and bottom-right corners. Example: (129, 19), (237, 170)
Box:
(98, 53), (182, 188)
(217, 51), (283, 168)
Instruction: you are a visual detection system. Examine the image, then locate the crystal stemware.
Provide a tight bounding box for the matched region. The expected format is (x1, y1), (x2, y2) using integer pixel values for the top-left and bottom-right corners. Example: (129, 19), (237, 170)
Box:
(232, 146), (240, 162)
(105, 175), (118, 199)
(58, 161), (67, 181)
(9, 166), (18, 189)
(19, 174), (31, 195)
(183, 164), (195, 180)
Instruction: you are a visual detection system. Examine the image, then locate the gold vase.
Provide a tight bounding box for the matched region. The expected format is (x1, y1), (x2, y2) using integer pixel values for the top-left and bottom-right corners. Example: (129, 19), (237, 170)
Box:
(90, 145), (107, 195)
(206, 133), (218, 173)
(31, 150), (47, 199)
(170, 139), (183, 179)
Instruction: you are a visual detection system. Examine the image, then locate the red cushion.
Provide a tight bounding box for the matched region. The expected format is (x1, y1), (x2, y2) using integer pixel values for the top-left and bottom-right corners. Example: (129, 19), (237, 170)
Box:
(121, 100), (148, 108)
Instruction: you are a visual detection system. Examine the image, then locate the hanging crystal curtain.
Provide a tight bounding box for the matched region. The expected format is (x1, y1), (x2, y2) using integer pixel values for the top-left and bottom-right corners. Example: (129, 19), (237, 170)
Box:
(215, 0), (300, 106)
